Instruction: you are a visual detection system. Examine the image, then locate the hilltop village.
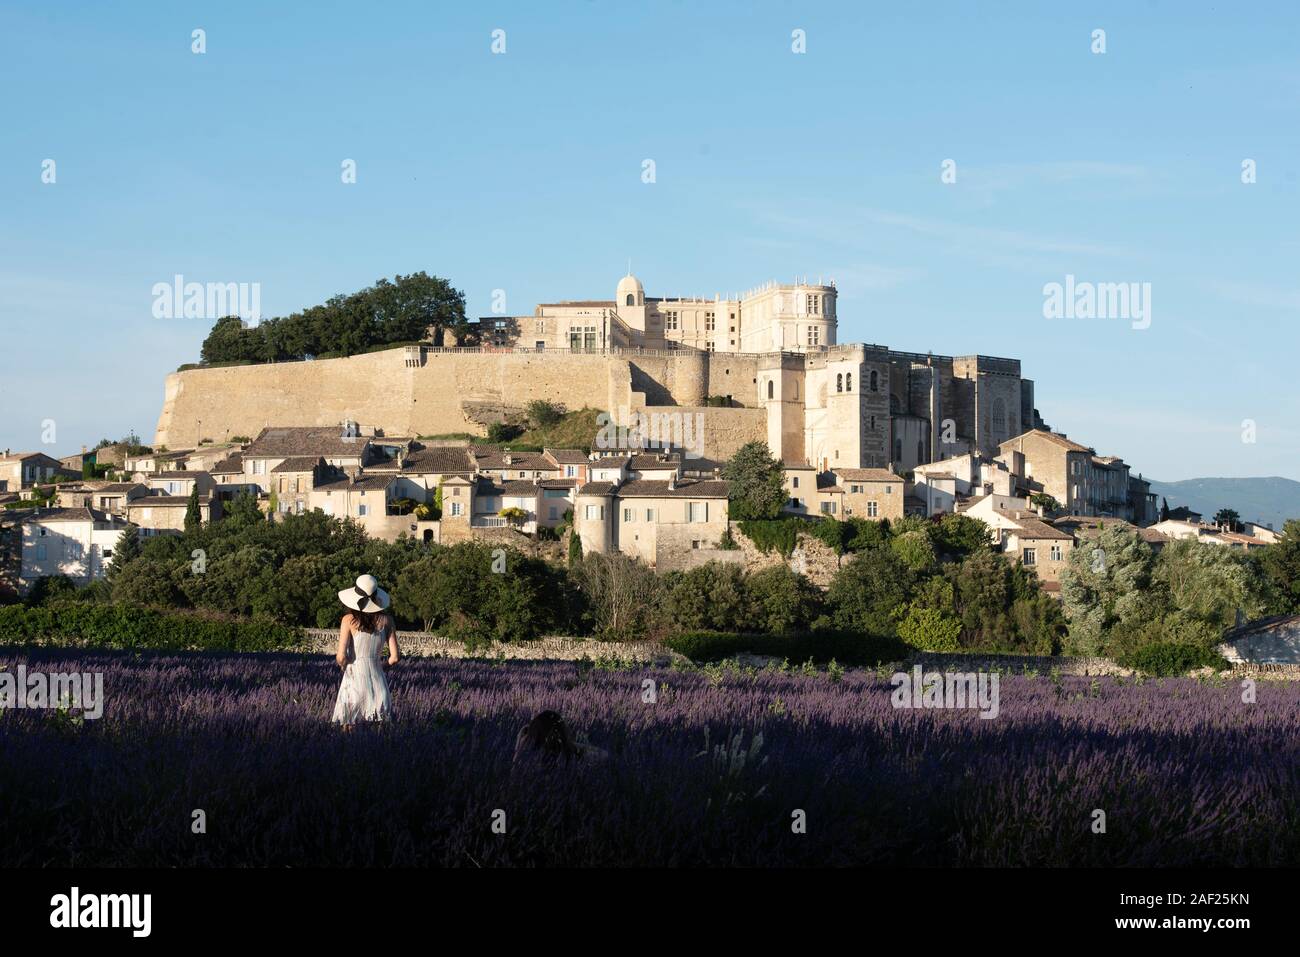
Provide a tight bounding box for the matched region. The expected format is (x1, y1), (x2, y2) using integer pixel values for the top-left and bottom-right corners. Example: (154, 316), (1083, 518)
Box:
(0, 272), (1282, 598)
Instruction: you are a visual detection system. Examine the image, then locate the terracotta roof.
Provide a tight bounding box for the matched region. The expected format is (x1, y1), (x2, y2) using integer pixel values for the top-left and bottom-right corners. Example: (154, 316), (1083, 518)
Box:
(539, 478), (578, 489)
(145, 470), (211, 479)
(997, 509), (1071, 540)
(245, 427), (370, 458)
(271, 456), (324, 473)
(211, 453), (244, 473)
(21, 507), (121, 524)
(616, 479), (730, 498)
(577, 481), (617, 496)
(590, 456), (630, 470)
(499, 480), (540, 495)
(128, 496), (195, 507)
(628, 453), (681, 470)
(400, 447), (476, 473)
(833, 468), (903, 483)
(1001, 429), (1093, 454)
(473, 450), (554, 471)
(544, 448), (589, 465)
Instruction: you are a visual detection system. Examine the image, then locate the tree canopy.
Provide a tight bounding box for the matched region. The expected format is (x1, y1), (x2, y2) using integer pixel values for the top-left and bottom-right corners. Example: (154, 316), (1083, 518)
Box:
(199, 272), (468, 364)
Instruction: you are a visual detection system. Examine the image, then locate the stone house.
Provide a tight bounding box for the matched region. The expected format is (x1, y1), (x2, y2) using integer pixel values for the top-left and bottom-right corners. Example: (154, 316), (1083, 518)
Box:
(575, 476), (730, 568)
(126, 494), (220, 535)
(56, 481), (149, 517)
(831, 468), (905, 521)
(18, 507), (131, 590)
(0, 451), (66, 491)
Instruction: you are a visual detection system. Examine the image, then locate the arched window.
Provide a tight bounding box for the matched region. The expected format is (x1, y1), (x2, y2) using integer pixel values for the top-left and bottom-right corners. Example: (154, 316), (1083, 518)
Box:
(836, 373), (843, 393)
(625, 294), (635, 307)
(869, 371), (879, 392)
(846, 373), (852, 392)
(767, 379), (774, 399)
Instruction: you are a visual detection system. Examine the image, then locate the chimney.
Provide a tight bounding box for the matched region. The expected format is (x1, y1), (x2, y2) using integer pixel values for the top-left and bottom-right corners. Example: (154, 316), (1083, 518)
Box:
(504, 454), (513, 466)
(667, 474), (676, 491)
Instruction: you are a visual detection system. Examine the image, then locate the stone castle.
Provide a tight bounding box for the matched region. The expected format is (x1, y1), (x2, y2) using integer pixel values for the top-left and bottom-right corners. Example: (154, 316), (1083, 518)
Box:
(154, 272), (1044, 472)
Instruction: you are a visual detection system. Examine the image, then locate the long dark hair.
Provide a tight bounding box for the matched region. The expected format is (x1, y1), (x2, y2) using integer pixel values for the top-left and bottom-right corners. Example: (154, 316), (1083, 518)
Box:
(349, 609), (386, 634)
(517, 710), (580, 762)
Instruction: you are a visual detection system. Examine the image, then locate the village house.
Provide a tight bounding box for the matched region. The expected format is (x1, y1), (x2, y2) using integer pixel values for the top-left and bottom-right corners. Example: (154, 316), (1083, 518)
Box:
(125, 494), (220, 535)
(0, 451), (68, 492)
(18, 507), (131, 591)
(55, 481), (149, 517)
(575, 475), (731, 568)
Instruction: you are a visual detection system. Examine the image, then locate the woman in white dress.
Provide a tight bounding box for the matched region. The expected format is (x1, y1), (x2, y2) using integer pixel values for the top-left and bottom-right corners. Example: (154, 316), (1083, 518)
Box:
(332, 574), (400, 729)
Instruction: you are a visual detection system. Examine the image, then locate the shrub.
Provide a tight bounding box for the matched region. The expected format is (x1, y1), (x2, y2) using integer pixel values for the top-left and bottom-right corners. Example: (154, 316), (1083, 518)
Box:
(1118, 641), (1229, 677)
(526, 399), (564, 429)
(0, 604), (303, 652)
(664, 629), (912, 667)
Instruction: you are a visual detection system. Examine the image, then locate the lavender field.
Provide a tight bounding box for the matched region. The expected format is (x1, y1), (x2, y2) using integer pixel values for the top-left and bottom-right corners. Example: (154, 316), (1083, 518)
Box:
(2, 648), (1297, 867)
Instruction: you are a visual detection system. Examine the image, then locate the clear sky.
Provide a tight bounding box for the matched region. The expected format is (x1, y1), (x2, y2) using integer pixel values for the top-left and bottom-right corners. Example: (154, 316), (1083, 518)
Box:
(2, 1), (1297, 481)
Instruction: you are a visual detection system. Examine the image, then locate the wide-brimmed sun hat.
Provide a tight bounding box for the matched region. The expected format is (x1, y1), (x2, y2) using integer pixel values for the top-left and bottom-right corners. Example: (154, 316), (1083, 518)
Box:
(338, 574), (390, 613)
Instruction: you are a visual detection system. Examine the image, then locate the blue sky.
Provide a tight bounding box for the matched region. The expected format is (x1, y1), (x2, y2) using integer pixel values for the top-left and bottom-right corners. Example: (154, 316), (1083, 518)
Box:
(1, 1), (1297, 481)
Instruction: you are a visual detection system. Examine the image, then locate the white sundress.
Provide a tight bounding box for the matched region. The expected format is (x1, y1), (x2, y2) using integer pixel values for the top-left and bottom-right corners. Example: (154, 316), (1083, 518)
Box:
(332, 625), (392, 724)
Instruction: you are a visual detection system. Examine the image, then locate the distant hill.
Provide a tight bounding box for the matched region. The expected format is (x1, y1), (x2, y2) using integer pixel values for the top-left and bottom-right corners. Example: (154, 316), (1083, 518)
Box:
(1146, 477), (1300, 531)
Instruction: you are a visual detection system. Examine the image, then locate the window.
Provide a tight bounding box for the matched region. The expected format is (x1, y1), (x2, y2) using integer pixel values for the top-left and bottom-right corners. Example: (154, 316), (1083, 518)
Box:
(535, 319), (544, 333)
(867, 501), (878, 518)
(885, 486), (893, 495)
(850, 484), (862, 493)
(821, 501), (837, 515)
(691, 540), (701, 550)
(688, 502), (708, 523)
(252, 460), (265, 475)
(623, 508), (633, 522)
(846, 373), (852, 392)
(806, 294), (818, 314)
(869, 371), (878, 392)
(791, 476), (799, 489)
(103, 549), (113, 559)
(705, 311), (716, 331)
(807, 325), (820, 345)
(665, 310), (678, 330)
(35, 544), (47, 560)
(625, 294), (635, 306)
(767, 380), (774, 399)
(450, 502), (462, 517)
(836, 373), (843, 393)
(358, 504), (368, 517)
(645, 508), (655, 521)
(1050, 543), (1063, 561)
(1022, 547), (1037, 565)
(894, 439), (903, 461)
(549, 506), (558, 520)
(584, 504), (604, 520)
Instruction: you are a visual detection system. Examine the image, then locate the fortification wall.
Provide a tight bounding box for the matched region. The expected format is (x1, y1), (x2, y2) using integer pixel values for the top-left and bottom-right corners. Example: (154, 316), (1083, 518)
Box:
(154, 348), (638, 447)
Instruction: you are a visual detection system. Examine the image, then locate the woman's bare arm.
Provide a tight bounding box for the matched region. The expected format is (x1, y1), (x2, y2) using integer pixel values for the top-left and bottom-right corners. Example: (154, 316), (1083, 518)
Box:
(336, 615), (352, 669)
(386, 614), (400, 666)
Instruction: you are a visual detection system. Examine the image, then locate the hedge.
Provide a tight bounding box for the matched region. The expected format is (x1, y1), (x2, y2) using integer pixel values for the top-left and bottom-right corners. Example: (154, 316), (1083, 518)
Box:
(664, 630), (914, 666)
(0, 603), (305, 653)
(1117, 641), (1229, 677)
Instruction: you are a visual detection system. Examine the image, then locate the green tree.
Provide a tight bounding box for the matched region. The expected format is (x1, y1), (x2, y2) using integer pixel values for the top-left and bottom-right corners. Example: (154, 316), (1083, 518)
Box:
(744, 565), (824, 634)
(184, 485), (202, 531)
(722, 441), (786, 520)
(1256, 519), (1300, 613)
(662, 562), (754, 633)
(827, 547), (913, 635)
(1059, 525), (1164, 657)
(1212, 508), (1242, 532)
(106, 527), (141, 581)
